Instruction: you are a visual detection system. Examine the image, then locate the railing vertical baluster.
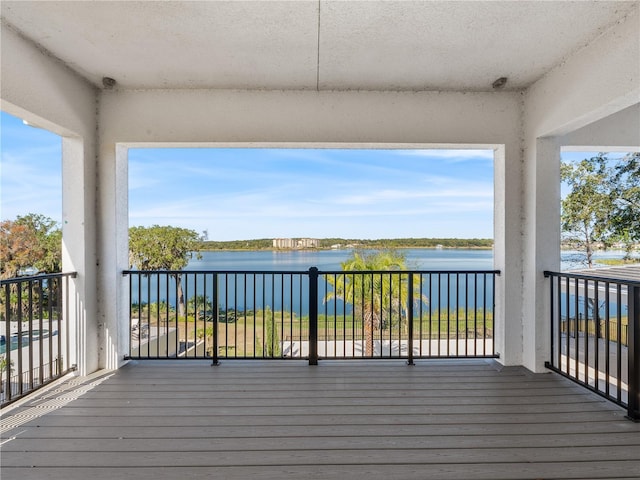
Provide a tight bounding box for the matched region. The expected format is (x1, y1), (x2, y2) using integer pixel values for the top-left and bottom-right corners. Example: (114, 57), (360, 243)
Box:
(617, 285), (622, 402)
(48, 279), (54, 378)
(260, 274), (265, 359)
(482, 273), (487, 356)
(270, 273), (275, 358)
(211, 274), (219, 366)
(174, 273), (179, 358)
(604, 281), (610, 398)
(446, 273), (450, 357)
(27, 280), (33, 389)
(166, 273), (171, 358)
(584, 279), (589, 385)
(548, 273), (555, 368)
(574, 278), (580, 380)
(308, 267), (318, 365)
(245, 274), (249, 359)
(4, 282), (11, 402)
(549, 277), (562, 367)
(454, 273), (459, 356)
(594, 280), (599, 390)
(418, 275), (423, 357)
(252, 274), (257, 358)
(473, 273), (478, 357)
(16, 280), (23, 397)
(128, 274), (133, 358)
(157, 273), (162, 359)
(627, 285), (639, 421)
(289, 274), (293, 358)
(491, 272), (496, 356)
(407, 274), (414, 365)
(324, 274), (329, 358)
(565, 276), (570, 375)
(437, 274), (441, 356)
(464, 273), (468, 357)
(299, 274), (303, 359)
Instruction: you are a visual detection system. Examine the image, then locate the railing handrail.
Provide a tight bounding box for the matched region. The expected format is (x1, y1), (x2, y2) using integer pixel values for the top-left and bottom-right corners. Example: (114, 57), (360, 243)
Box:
(124, 268), (501, 275)
(544, 270), (640, 287)
(0, 271), (77, 286)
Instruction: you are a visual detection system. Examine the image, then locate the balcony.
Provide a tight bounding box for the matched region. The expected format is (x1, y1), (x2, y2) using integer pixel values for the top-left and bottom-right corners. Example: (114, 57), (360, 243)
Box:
(2, 267), (640, 479)
(1, 1), (639, 478)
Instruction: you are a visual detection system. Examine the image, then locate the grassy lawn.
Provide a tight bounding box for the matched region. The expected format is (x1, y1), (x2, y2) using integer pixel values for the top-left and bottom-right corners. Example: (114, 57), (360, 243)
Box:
(138, 308), (493, 357)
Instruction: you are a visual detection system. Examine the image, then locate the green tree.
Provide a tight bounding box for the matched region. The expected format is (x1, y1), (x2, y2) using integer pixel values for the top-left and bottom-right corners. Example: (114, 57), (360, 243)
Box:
(0, 214), (61, 279)
(324, 250), (425, 357)
(561, 155), (615, 268)
(608, 152), (640, 258)
(129, 225), (202, 316)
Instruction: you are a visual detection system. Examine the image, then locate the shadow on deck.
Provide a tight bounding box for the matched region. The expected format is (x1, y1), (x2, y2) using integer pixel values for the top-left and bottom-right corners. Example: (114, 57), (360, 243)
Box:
(2, 359), (640, 479)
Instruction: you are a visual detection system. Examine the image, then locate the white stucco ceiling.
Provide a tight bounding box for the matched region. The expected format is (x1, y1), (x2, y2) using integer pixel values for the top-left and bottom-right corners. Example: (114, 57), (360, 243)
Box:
(1, 0), (637, 91)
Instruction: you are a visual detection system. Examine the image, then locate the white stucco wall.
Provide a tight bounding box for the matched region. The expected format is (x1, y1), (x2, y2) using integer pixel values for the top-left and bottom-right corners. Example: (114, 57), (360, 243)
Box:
(0, 24), (99, 374)
(522, 7), (640, 372)
(98, 89), (524, 368)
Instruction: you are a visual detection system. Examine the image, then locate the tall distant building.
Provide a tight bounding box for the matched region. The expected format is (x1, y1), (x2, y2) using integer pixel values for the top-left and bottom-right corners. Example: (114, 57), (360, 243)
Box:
(273, 238), (295, 249)
(297, 238), (319, 248)
(273, 238), (319, 249)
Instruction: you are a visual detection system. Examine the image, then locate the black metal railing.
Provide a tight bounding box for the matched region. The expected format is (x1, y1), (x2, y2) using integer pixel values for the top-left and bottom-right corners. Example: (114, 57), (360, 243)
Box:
(544, 271), (639, 421)
(0, 272), (77, 407)
(123, 268), (499, 364)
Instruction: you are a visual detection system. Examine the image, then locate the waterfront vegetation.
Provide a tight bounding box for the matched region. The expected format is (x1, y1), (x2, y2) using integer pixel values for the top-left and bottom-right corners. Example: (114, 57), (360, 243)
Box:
(200, 237), (494, 251)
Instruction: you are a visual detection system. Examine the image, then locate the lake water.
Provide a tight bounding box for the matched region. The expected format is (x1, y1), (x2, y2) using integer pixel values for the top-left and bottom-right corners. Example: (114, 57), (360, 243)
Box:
(186, 248), (494, 272)
(185, 248), (634, 272)
(128, 248), (635, 315)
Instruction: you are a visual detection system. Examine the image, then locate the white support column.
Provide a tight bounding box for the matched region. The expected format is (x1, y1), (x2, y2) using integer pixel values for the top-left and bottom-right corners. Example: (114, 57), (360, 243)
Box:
(61, 136), (98, 375)
(493, 142), (525, 367)
(521, 137), (561, 372)
(96, 133), (130, 370)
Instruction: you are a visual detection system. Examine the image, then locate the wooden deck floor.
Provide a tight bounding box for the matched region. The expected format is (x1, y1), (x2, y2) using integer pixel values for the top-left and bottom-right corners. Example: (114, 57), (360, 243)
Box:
(2, 359), (640, 479)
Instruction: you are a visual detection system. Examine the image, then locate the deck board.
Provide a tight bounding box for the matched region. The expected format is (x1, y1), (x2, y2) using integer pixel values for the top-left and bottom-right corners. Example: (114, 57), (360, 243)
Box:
(2, 359), (640, 480)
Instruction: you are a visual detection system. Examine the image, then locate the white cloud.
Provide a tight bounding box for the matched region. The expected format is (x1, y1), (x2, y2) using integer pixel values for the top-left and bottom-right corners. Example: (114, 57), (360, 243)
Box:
(395, 149), (494, 162)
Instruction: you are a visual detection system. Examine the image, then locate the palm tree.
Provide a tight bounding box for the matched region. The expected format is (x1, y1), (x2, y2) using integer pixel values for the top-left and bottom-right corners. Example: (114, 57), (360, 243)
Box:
(325, 250), (426, 357)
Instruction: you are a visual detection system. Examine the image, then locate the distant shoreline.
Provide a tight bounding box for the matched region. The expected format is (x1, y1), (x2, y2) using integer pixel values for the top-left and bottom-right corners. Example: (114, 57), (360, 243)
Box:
(200, 238), (495, 252)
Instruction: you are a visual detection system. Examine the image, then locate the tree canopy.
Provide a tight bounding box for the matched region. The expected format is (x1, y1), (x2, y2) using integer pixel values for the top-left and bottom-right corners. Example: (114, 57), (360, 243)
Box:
(129, 225), (202, 316)
(561, 152), (640, 266)
(129, 225), (201, 270)
(325, 250), (425, 356)
(0, 214), (61, 279)
(608, 152), (640, 249)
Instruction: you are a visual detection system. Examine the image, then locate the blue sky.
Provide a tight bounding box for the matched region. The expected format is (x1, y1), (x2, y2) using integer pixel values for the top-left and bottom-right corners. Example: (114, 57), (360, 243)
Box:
(1, 111), (62, 223)
(128, 147), (494, 240)
(2, 109), (616, 241)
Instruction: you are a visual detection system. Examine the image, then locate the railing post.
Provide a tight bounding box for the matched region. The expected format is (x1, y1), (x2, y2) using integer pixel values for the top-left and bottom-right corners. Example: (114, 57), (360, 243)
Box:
(308, 267), (319, 366)
(627, 285), (639, 421)
(407, 274), (414, 366)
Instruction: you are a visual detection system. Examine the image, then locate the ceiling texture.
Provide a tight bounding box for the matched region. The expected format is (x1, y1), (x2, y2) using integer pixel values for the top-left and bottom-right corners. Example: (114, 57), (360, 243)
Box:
(1, 1), (638, 92)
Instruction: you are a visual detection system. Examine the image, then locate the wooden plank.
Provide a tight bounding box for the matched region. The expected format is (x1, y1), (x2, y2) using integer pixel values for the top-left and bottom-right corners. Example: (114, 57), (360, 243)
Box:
(35, 400), (615, 415)
(3, 463), (640, 480)
(4, 432), (640, 452)
(3, 446), (640, 467)
(5, 421), (637, 437)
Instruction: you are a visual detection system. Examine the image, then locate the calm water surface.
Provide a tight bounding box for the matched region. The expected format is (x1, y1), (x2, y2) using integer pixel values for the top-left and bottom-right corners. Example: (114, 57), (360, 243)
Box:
(187, 248), (495, 271)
